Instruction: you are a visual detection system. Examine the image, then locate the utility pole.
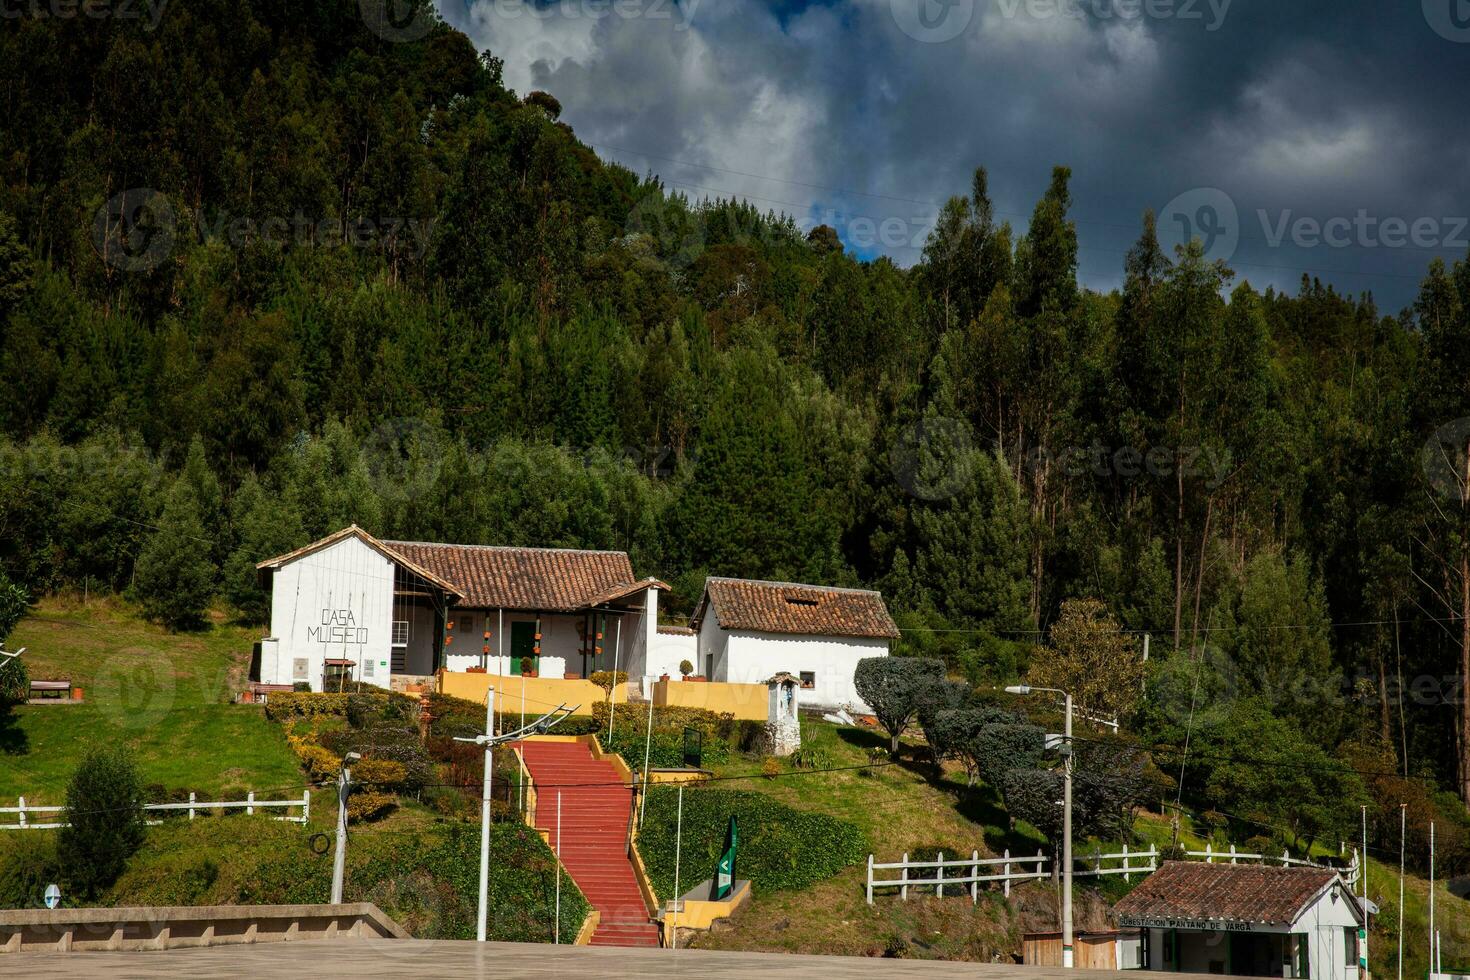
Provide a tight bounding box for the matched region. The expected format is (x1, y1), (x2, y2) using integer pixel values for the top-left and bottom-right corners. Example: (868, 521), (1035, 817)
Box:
(1005, 685), (1073, 968)
(1398, 804), (1406, 980)
(331, 752), (360, 904)
(1430, 822), (1436, 979)
(478, 687), (495, 941)
(453, 692), (578, 944)
(1361, 804), (1369, 979)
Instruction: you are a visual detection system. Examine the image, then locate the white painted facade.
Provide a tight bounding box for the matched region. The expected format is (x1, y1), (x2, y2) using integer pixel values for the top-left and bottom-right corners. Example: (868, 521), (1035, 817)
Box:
(695, 616), (888, 711)
(258, 529), (659, 691)
(260, 533), (405, 691)
(1126, 877), (1364, 980)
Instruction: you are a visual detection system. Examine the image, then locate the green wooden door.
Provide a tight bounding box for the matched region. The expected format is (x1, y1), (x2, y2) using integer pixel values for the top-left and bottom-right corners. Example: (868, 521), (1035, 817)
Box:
(510, 621), (537, 675)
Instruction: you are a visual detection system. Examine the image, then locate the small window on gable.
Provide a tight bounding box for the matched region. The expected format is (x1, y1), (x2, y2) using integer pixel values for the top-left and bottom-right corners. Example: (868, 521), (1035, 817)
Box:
(799, 671), (815, 689)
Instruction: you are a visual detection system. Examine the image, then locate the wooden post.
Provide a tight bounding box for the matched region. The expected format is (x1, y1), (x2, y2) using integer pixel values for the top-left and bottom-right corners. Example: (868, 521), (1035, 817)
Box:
(188, 791), (196, 821)
(246, 791), (255, 816)
(17, 797), (24, 830)
(901, 852), (909, 901)
(972, 850), (980, 905)
(936, 851), (944, 899)
(1004, 849), (1012, 898)
(866, 855), (874, 905)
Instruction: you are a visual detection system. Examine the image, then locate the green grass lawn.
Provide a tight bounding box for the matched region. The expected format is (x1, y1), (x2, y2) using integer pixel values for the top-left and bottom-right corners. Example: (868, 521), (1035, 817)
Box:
(0, 597), (301, 803)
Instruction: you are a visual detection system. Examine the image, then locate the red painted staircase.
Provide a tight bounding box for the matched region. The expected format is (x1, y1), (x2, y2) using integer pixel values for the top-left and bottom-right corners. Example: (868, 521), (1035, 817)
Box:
(513, 739), (661, 948)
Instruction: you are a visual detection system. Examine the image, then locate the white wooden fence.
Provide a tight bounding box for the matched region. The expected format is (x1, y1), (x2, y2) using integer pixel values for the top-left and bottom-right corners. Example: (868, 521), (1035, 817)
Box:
(866, 841), (1359, 904)
(1186, 843), (1360, 887)
(0, 791), (311, 830)
(866, 845), (1159, 904)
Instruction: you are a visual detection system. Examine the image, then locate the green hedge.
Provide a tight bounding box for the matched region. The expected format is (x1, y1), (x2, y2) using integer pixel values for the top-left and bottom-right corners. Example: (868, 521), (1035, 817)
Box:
(264, 689), (417, 723)
(637, 787), (866, 898)
(47, 815), (588, 943)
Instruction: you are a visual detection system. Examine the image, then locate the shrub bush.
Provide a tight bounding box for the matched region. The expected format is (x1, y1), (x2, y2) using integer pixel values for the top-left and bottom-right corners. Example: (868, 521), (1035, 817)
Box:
(347, 791), (398, 823)
(60, 746), (146, 899)
(0, 833), (61, 908)
(638, 787), (866, 897)
(593, 701), (736, 769)
(352, 759), (409, 791)
(266, 689), (415, 723)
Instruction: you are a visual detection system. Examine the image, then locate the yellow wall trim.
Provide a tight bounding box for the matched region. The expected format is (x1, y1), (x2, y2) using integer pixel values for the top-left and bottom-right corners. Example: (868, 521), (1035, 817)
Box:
(437, 671), (627, 714)
(662, 881), (753, 946)
(574, 908), (601, 946)
(653, 678), (767, 720)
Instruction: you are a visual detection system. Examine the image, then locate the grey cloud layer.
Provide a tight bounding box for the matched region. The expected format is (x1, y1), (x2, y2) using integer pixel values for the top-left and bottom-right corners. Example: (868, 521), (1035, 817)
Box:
(440, 0), (1470, 308)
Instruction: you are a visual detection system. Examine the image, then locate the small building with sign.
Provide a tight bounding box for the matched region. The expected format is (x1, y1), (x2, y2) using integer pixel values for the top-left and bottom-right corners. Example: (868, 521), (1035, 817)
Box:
(253, 526), (666, 692)
(1113, 862), (1366, 980)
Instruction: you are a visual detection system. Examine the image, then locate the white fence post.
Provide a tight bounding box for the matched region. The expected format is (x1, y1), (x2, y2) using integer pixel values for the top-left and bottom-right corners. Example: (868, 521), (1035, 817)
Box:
(866, 855), (874, 905)
(17, 797), (24, 831)
(303, 790), (310, 823)
(1230, 843), (1237, 864)
(1205, 843), (1214, 864)
(1004, 849), (1011, 898)
(188, 792), (196, 821)
(901, 852), (909, 902)
(971, 850), (979, 905)
(1036, 849), (1045, 883)
(246, 791), (254, 817)
(936, 851), (944, 899)
(1123, 843), (1130, 882)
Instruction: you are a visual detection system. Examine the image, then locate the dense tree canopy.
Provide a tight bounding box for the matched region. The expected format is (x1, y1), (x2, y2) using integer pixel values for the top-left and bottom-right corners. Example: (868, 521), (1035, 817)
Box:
(1, 0), (1469, 853)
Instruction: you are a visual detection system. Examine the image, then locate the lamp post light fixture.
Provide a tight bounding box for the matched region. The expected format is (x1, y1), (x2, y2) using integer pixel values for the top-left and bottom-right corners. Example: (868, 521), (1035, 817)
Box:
(330, 751), (361, 904)
(454, 693), (580, 942)
(1004, 684), (1073, 969)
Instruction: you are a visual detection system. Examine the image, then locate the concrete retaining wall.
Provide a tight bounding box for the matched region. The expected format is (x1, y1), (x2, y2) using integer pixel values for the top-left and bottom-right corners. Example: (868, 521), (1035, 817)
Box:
(0, 903), (407, 953)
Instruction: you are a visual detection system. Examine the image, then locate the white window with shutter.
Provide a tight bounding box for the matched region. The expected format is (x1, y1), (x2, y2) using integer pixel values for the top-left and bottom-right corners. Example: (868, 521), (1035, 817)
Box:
(392, 620), (409, 647)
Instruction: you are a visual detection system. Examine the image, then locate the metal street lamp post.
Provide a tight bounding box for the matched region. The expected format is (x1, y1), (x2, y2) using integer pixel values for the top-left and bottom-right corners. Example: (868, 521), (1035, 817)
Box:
(454, 692), (579, 942)
(1005, 684), (1073, 969)
(330, 751), (361, 904)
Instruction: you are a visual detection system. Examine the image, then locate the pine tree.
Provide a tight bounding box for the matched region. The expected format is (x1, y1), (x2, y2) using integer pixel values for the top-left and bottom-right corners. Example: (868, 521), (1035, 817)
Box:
(134, 477), (217, 630)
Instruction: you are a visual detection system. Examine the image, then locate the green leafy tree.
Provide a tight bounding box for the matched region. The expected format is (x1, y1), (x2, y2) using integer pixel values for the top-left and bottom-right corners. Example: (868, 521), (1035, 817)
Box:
(853, 656), (945, 755)
(1030, 598), (1144, 721)
(60, 746), (146, 899)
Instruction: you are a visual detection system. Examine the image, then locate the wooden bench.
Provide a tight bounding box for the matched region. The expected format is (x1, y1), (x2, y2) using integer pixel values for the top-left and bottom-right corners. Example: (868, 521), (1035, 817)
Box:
(27, 679), (77, 703)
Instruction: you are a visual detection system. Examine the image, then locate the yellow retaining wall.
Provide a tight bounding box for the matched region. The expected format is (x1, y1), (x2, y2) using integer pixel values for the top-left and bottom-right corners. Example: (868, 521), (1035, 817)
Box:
(574, 909), (601, 946)
(437, 671), (627, 715)
(662, 881), (753, 945)
(653, 678), (767, 720)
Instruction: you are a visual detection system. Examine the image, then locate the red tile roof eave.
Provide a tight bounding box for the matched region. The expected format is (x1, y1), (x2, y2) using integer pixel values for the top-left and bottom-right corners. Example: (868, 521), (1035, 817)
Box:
(694, 577), (901, 640)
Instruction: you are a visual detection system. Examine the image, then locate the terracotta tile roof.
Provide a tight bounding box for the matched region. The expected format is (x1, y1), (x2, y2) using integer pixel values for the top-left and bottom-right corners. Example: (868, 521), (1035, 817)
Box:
(657, 625), (695, 636)
(382, 540), (657, 612)
(694, 577), (900, 640)
(1113, 862), (1345, 926)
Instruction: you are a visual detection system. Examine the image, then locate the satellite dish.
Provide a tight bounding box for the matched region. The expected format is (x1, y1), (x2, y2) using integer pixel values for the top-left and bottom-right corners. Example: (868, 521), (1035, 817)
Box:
(43, 883), (60, 910)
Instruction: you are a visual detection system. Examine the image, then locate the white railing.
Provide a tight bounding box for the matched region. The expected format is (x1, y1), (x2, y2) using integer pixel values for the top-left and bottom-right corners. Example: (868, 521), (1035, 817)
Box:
(866, 840), (1358, 904)
(1186, 843), (1359, 887)
(0, 791), (311, 830)
(865, 846), (1159, 905)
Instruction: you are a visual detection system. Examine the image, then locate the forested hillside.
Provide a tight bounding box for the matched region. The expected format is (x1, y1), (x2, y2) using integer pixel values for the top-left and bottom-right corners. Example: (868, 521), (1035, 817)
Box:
(5, 0), (1470, 870)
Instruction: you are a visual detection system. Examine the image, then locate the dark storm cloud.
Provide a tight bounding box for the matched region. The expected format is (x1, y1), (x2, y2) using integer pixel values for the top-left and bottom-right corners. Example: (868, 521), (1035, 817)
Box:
(442, 0), (1470, 309)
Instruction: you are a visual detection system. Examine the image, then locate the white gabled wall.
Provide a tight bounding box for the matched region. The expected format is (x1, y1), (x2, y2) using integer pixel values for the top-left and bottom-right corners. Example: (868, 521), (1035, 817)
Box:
(715, 629), (888, 711)
(265, 534), (396, 691)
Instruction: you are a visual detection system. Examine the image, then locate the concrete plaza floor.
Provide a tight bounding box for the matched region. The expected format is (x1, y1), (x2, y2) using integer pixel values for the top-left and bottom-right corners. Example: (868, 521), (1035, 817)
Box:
(10, 938), (1177, 979)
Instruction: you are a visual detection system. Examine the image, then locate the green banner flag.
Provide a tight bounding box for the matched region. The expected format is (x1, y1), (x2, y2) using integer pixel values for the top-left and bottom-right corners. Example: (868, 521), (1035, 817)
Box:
(712, 816), (737, 900)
